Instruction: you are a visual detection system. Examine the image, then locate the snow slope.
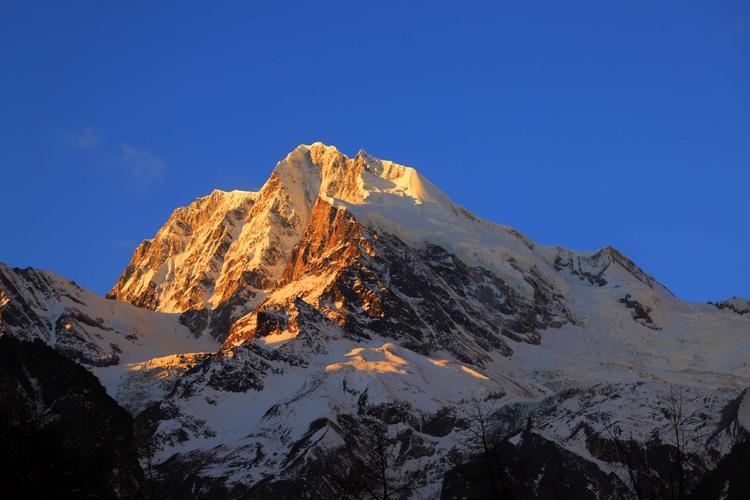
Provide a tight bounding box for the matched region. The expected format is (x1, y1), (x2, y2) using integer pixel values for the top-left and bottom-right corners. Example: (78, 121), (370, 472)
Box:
(0, 263), (217, 395)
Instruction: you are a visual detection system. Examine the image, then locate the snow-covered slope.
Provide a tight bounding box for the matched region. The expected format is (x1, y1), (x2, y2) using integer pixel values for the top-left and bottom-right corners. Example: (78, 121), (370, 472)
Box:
(3, 143), (749, 499)
(0, 263), (217, 394)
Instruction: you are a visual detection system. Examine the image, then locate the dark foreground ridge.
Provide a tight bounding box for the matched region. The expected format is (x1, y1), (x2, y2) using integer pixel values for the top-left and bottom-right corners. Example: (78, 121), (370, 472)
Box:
(0, 336), (144, 499)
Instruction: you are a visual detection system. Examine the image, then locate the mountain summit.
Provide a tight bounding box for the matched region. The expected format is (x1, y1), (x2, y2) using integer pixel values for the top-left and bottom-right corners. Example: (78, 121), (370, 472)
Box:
(107, 143), (433, 311)
(107, 143), (534, 336)
(3, 143), (749, 499)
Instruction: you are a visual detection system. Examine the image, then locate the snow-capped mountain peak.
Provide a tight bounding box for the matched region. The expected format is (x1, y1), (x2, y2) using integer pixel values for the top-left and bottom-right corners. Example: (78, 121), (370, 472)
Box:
(277, 142), (450, 208)
(107, 143), (682, 348)
(107, 143), (467, 322)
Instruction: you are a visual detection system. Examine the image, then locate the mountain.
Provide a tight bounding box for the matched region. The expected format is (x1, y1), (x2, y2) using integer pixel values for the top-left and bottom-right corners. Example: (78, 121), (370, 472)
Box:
(2, 142), (749, 499)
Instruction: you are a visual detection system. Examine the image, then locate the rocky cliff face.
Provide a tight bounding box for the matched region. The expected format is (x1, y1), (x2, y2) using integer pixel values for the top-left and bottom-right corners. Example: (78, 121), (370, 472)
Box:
(227, 198), (572, 365)
(108, 189), (256, 313)
(3, 143), (750, 499)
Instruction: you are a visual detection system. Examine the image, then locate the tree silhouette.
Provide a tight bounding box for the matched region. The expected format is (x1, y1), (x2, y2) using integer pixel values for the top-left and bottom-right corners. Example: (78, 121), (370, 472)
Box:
(314, 416), (421, 500)
(595, 385), (714, 500)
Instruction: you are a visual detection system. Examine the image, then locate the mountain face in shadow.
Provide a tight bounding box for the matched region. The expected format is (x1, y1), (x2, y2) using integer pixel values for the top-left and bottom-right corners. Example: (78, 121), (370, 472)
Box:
(0, 336), (144, 499)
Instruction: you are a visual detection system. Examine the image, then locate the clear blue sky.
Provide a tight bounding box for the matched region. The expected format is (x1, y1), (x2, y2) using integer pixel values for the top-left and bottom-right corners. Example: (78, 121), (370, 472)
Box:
(1, 1), (748, 302)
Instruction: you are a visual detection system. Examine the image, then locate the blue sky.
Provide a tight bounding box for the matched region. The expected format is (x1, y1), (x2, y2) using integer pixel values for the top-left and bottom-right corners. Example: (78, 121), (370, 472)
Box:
(1, 1), (748, 302)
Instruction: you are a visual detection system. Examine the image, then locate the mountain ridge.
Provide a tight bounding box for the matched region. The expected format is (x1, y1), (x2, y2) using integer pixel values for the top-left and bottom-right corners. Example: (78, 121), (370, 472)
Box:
(107, 143), (671, 342)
